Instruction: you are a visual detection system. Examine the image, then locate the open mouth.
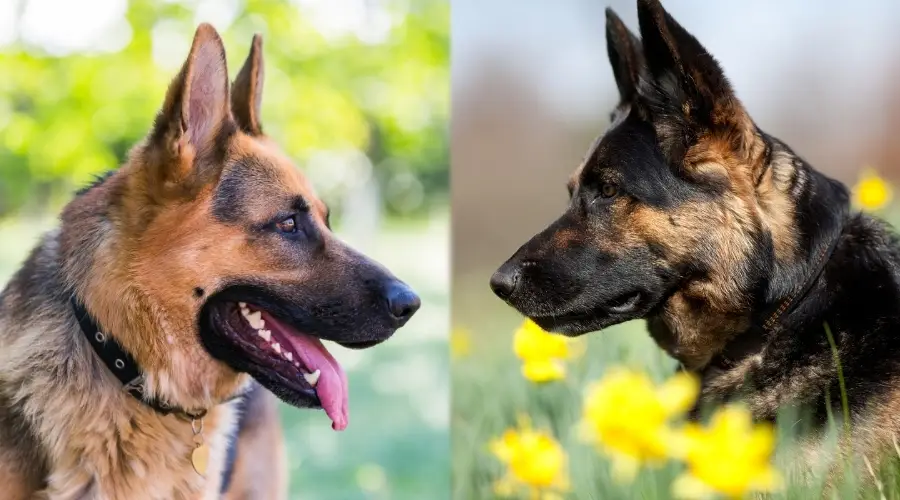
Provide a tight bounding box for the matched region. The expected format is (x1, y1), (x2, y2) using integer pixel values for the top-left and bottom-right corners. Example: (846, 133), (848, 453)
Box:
(203, 301), (350, 431)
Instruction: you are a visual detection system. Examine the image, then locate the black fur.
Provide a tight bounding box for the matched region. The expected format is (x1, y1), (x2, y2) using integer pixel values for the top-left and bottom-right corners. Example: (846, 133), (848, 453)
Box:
(74, 170), (116, 197)
(491, 0), (900, 445)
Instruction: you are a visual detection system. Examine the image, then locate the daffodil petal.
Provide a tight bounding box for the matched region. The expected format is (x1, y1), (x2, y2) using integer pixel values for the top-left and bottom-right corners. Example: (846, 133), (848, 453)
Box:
(450, 327), (472, 358)
(662, 425), (695, 459)
(658, 372), (700, 415)
(672, 473), (715, 499)
(610, 454), (640, 484)
(489, 433), (516, 462)
(749, 466), (784, 492)
(522, 360), (566, 382)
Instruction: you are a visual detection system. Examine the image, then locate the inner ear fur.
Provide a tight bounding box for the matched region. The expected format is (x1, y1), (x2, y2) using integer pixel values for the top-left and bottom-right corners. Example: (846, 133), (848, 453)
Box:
(147, 23), (234, 193)
(232, 34), (265, 136)
(634, 0), (759, 167)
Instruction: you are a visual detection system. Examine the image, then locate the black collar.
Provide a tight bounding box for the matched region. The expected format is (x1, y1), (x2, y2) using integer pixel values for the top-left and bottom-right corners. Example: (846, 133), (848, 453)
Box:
(71, 296), (212, 420)
(711, 226), (843, 368)
(758, 227), (843, 333)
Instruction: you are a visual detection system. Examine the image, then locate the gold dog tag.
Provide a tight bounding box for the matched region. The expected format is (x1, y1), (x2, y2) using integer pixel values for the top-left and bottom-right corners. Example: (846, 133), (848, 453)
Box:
(191, 443), (210, 476)
(190, 417), (208, 477)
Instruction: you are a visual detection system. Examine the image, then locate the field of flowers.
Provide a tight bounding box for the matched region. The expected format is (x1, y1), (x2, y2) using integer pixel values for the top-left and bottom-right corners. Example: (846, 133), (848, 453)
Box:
(451, 170), (900, 499)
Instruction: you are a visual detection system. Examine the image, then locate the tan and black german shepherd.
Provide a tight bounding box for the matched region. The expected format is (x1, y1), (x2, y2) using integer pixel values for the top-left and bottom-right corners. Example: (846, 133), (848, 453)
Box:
(0, 24), (419, 499)
(492, 0), (900, 483)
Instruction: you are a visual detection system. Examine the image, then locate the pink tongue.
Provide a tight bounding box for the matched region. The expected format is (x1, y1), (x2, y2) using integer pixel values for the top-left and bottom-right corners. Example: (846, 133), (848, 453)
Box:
(261, 314), (349, 431)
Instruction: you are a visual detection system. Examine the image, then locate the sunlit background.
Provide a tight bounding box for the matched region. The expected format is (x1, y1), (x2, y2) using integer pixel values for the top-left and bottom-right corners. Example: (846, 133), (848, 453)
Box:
(0, 0), (448, 498)
(451, 1), (900, 498)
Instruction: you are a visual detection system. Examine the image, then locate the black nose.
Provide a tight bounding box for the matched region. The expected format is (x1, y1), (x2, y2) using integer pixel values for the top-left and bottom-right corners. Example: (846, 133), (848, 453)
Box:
(385, 281), (421, 324)
(490, 264), (521, 300)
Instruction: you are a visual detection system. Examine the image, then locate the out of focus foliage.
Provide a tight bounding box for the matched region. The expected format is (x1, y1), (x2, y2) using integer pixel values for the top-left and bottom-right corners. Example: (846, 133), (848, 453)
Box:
(0, 0), (448, 218)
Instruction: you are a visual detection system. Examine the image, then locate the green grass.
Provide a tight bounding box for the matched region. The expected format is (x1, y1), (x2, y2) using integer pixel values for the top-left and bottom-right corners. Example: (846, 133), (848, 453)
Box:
(451, 297), (900, 500)
(0, 212), (449, 500)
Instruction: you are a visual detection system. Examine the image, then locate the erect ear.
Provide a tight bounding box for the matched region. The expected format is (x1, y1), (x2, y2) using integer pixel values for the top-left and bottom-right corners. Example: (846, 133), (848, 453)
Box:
(605, 8), (644, 103)
(151, 23), (232, 175)
(635, 0), (754, 163)
(231, 34), (265, 136)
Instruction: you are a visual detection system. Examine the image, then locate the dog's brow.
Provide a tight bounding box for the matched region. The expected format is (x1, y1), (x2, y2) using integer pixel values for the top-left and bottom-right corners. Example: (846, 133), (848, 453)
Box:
(290, 196), (309, 212)
(566, 179), (576, 198)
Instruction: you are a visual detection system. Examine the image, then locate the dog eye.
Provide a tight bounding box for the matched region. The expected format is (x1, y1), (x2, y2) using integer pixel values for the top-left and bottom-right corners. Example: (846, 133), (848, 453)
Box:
(599, 183), (618, 199)
(275, 215), (297, 234)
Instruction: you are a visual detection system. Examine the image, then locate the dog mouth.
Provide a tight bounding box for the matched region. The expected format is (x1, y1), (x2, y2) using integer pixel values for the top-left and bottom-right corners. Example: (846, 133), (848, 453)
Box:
(605, 291), (642, 314)
(526, 290), (647, 336)
(204, 301), (350, 431)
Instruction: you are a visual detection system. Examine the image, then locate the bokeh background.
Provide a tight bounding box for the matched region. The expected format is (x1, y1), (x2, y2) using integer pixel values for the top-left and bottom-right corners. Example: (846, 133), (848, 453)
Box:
(451, 1), (900, 498)
(0, 0), (448, 498)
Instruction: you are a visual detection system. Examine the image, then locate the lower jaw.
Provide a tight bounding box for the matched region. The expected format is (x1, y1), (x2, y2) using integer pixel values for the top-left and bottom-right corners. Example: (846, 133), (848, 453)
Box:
(528, 309), (636, 335)
(198, 332), (319, 409)
(244, 362), (321, 409)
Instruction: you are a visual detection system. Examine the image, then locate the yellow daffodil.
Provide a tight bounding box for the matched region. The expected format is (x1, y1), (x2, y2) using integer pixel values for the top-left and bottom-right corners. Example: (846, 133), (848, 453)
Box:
(451, 326), (472, 359)
(853, 168), (893, 211)
(578, 367), (699, 481)
(672, 405), (783, 499)
(513, 319), (584, 383)
(489, 414), (570, 499)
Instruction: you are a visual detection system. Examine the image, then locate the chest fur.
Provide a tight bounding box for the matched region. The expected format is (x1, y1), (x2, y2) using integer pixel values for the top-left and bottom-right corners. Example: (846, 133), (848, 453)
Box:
(35, 404), (236, 500)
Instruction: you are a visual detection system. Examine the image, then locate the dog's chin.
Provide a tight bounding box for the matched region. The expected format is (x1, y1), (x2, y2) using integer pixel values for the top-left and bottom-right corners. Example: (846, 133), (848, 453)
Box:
(519, 290), (654, 336)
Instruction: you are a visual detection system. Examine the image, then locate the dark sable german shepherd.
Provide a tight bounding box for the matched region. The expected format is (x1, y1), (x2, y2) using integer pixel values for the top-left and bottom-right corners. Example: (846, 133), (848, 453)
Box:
(492, 0), (900, 480)
(0, 24), (419, 499)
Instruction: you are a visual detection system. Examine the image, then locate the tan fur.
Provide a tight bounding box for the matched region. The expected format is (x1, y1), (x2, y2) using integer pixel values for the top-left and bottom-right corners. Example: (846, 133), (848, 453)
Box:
(0, 272), (241, 499)
(0, 24), (318, 499)
(776, 383), (900, 495)
(628, 129), (798, 370)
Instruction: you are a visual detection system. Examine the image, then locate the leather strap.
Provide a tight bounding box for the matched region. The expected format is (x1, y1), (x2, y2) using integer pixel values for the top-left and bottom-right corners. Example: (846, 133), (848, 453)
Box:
(710, 226), (843, 368)
(759, 227), (842, 333)
(71, 296), (214, 420)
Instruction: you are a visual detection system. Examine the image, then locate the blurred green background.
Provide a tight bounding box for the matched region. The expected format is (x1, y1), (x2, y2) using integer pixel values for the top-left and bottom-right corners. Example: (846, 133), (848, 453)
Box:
(0, 0), (448, 498)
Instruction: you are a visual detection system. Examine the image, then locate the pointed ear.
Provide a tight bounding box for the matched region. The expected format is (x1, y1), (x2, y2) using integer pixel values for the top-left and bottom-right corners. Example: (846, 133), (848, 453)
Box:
(605, 8), (643, 103)
(232, 34), (265, 136)
(151, 23), (231, 166)
(636, 0), (753, 161)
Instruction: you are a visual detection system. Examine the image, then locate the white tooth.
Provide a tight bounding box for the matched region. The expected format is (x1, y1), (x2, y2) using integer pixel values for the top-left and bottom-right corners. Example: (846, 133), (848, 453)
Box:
(246, 311), (263, 329)
(272, 342), (281, 354)
(284, 352), (293, 362)
(303, 369), (321, 387)
(294, 361), (300, 368)
(258, 330), (271, 342)
(238, 302), (247, 308)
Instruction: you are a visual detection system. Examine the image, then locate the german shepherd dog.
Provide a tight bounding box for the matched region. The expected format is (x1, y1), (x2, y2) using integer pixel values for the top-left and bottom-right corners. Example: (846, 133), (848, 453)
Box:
(0, 24), (420, 499)
(492, 0), (900, 481)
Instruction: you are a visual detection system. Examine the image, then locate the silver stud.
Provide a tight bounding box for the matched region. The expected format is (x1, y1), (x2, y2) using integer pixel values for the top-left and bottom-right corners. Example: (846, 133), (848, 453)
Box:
(95, 332), (106, 342)
(114, 359), (125, 369)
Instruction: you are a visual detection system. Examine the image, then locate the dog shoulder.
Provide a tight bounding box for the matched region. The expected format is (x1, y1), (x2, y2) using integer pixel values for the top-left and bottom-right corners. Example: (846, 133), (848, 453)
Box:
(221, 384), (287, 500)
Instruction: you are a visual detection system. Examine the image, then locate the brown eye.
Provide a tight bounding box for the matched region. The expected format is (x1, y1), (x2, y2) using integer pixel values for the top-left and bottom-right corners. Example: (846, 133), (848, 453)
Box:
(600, 182), (618, 199)
(275, 215), (297, 233)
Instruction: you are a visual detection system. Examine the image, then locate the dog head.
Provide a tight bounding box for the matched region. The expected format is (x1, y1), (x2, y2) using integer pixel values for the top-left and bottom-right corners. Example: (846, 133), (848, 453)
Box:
(67, 25), (419, 430)
(490, 0), (816, 351)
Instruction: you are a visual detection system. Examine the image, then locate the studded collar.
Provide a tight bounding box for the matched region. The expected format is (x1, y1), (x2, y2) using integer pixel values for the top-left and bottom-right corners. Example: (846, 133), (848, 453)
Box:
(71, 296), (216, 420)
